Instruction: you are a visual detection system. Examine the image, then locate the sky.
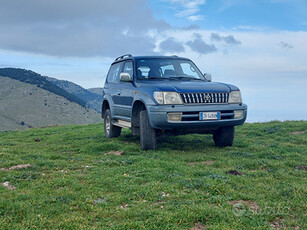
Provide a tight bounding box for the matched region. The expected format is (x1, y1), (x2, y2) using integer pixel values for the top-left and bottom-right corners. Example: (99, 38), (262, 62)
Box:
(0, 0), (306, 122)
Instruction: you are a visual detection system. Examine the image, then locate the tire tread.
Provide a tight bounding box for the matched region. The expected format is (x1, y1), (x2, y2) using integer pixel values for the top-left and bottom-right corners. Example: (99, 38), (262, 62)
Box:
(140, 110), (157, 150)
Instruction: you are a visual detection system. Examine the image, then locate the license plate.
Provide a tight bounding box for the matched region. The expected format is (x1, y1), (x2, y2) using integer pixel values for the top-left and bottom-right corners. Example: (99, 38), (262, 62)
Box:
(199, 112), (221, 120)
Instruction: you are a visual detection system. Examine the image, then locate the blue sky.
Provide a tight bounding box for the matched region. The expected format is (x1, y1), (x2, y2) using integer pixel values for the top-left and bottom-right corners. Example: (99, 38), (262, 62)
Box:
(150, 0), (307, 31)
(0, 0), (306, 122)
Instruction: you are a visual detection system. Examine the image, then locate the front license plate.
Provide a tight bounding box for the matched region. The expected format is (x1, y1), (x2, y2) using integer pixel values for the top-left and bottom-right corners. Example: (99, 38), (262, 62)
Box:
(199, 112), (221, 120)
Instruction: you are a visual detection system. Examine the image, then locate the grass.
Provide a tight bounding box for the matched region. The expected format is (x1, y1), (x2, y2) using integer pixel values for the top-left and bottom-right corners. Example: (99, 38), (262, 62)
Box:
(0, 121), (306, 229)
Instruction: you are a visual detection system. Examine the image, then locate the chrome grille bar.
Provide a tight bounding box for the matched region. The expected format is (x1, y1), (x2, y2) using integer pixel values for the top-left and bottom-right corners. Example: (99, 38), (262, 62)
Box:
(180, 92), (229, 104)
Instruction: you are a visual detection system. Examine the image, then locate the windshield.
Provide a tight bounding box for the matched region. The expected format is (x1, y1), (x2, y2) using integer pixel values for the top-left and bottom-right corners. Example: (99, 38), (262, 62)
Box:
(136, 58), (204, 81)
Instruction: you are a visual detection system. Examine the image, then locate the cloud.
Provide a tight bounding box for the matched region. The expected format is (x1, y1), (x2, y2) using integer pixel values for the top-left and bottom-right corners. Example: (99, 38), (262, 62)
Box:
(0, 0), (169, 57)
(186, 33), (217, 54)
(279, 41), (293, 49)
(166, 0), (205, 21)
(159, 37), (185, 53)
(181, 24), (200, 30)
(211, 33), (241, 45)
(187, 15), (204, 21)
(231, 25), (266, 31)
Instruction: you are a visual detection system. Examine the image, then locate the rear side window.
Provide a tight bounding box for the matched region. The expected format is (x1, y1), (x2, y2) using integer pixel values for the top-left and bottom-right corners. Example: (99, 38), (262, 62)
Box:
(107, 62), (122, 83)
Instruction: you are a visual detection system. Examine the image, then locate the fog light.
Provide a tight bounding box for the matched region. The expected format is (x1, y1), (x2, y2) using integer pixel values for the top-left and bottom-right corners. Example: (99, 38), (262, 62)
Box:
(168, 112), (182, 121)
(234, 110), (244, 119)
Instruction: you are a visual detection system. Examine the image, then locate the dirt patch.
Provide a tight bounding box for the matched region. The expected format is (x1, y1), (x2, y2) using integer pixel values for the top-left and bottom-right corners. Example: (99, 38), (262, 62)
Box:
(270, 218), (285, 230)
(188, 161), (215, 166)
(190, 223), (206, 230)
(120, 204), (129, 209)
(3, 181), (16, 190)
(161, 192), (170, 197)
(1, 164), (32, 171)
(226, 170), (244, 175)
(105, 151), (125, 156)
(289, 131), (304, 135)
(295, 165), (307, 171)
(228, 200), (259, 214)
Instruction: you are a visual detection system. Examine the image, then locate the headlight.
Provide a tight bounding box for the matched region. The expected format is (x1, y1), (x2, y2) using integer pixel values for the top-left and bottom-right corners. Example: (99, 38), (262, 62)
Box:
(228, 91), (242, 104)
(153, 92), (183, 104)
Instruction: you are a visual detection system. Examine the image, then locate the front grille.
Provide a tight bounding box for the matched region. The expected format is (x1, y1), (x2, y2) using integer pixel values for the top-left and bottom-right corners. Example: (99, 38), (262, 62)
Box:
(180, 92), (229, 104)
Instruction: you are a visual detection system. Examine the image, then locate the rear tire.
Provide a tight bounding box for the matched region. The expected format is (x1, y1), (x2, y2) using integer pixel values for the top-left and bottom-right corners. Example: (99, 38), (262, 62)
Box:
(104, 109), (121, 138)
(140, 110), (157, 150)
(213, 126), (235, 147)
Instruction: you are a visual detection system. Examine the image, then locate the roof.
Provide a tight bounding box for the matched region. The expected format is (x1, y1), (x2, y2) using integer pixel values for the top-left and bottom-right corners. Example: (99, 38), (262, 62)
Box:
(112, 54), (190, 64)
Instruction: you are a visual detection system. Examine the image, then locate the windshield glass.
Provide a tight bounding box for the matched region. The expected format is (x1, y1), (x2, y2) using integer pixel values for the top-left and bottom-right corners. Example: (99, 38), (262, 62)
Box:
(136, 59), (204, 80)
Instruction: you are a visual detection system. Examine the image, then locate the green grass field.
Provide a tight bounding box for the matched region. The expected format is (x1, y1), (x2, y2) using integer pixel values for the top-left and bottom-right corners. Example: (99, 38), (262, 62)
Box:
(0, 121), (306, 229)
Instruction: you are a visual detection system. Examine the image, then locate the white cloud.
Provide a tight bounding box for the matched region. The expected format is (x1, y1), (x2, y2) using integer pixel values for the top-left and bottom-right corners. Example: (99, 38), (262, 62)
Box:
(166, 0), (206, 21)
(0, 0), (169, 57)
(217, 0), (249, 12)
(231, 25), (266, 31)
(187, 15), (204, 21)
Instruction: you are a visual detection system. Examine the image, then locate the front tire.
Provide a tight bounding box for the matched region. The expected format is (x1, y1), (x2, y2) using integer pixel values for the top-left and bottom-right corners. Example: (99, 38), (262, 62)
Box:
(213, 126), (235, 147)
(104, 109), (121, 138)
(140, 110), (157, 150)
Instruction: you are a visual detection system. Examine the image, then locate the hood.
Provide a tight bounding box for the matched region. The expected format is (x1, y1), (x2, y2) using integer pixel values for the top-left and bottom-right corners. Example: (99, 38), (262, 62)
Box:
(138, 80), (239, 93)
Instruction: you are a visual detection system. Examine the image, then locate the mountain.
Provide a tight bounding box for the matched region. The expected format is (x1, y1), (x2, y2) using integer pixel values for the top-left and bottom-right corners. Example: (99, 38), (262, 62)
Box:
(0, 68), (103, 113)
(44, 77), (102, 112)
(0, 68), (86, 107)
(0, 76), (101, 131)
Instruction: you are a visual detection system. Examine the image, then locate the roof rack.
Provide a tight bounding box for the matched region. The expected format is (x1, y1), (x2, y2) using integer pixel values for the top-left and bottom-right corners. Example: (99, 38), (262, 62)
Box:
(115, 54), (132, 62)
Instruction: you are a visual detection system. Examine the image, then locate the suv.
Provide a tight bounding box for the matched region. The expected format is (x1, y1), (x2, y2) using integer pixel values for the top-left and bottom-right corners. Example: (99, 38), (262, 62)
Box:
(102, 54), (247, 150)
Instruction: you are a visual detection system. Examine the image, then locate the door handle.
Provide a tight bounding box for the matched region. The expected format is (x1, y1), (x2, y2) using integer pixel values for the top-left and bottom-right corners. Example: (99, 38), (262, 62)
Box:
(117, 91), (121, 95)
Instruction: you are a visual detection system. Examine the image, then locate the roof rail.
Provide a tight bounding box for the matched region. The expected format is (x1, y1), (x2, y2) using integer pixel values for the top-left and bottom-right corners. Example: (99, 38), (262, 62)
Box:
(115, 54), (133, 61)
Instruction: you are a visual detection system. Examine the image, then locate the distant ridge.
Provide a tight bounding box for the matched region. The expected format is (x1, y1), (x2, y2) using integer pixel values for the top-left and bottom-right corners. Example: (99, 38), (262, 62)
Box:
(0, 68), (87, 108)
(0, 76), (101, 131)
(45, 76), (102, 112)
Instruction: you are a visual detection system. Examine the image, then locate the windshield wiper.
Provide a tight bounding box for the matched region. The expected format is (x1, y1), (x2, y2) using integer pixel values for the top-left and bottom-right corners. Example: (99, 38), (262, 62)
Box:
(148, 76), (169, 80)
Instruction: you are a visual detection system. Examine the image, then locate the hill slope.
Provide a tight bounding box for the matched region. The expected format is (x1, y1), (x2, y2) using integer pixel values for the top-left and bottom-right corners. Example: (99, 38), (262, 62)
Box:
(45, 77), (102, 112)
(0, 76), (101, 131)
(0, 68), (86, 107)
(0, 121), (306, 229)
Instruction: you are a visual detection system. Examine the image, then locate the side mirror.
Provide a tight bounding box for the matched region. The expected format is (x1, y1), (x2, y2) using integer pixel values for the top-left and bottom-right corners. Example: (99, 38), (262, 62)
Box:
(120, 73), (132, 82)
(204, 73), (212, 82)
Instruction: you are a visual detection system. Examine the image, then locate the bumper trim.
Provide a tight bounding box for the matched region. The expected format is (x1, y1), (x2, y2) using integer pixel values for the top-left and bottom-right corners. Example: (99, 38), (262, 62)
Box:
(147, 103), (247, 130)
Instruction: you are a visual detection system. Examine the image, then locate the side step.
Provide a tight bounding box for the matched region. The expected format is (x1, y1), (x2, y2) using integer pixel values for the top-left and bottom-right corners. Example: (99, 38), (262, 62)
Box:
(113, 120), (131, 129)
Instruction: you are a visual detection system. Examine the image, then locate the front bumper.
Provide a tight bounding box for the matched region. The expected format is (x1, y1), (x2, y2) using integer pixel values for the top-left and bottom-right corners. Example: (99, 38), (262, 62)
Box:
(147, 103), (247, 130)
